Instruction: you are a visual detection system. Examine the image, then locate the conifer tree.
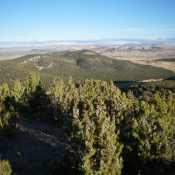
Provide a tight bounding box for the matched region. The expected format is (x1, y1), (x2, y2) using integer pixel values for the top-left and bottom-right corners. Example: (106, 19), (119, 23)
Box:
(20, 72), (41, 117)
(0, 83), (10, 98)
(65, 80), (125, 174)
(0, 83), (16, 136)
(25, 71), (40, 94)
(121, 90), (175, 174)
(27, 84), (52, 120)
(11, 79), (24, 101)
(50, 77), (78, 123)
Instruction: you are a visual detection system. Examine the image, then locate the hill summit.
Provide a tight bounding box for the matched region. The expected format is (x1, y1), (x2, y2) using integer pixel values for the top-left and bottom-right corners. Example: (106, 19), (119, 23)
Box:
(0, 50), (174, 86)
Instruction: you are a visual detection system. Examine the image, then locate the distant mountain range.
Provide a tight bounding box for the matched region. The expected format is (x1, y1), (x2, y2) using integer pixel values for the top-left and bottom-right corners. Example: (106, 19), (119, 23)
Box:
(1, 38), (175, 48)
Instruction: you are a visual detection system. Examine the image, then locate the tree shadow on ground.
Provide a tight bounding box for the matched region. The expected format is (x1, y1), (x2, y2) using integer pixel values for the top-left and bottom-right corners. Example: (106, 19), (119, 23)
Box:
(0, 118), (66, 175)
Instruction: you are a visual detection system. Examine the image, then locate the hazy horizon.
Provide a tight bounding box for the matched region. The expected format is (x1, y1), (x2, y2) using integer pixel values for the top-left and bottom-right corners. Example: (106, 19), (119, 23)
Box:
(1, 38), (175, 48)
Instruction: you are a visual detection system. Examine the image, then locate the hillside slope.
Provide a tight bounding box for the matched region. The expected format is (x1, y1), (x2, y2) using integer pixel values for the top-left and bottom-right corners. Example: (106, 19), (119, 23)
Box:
(0, 50), (174, 86)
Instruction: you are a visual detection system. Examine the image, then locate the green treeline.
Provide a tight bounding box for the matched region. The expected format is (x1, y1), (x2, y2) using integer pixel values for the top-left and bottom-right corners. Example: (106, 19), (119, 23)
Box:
(0, 72), (175, 175)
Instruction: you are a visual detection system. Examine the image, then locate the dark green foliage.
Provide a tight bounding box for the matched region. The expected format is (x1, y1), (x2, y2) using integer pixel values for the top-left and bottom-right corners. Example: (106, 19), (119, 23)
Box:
(0, 97), (17, 136)
(1, 72), (175, 174)
(0, 83), (17, 137)
(25, 71), (40, 94)
(11, 79), (24, 101)
(26, 84), (53, 120)
(156, 58), (175, 62)
(127, 80), (175, 97)
(121, 90), (175, 175)
(49, 77), (78, 124)
(57, 80), (129, 174)
(68, 99), (123, 174)
(166, 76), (175, 80)
(0, 50), (174, 88)
(16, 72), (54, 121)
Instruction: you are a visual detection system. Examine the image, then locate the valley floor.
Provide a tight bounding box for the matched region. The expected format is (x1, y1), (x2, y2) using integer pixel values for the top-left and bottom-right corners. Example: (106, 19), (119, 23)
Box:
(120, 57), (175, 73)
(102, 54), (175, 73)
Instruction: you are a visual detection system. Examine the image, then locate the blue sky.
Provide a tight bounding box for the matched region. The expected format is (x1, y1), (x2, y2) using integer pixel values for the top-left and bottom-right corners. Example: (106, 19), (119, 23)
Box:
(1, 0), (175, 41)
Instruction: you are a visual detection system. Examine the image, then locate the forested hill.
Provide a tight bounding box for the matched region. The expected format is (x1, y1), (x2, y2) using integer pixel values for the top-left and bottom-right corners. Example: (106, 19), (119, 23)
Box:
(0, 50), (174, 86)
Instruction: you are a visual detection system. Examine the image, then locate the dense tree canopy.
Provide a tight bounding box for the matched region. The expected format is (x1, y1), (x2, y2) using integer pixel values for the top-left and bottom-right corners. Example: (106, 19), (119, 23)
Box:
(0, 73), (175, 175)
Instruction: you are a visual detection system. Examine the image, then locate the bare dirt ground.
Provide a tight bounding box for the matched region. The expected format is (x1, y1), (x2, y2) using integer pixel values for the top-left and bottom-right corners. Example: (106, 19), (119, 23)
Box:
(0, 54), (24, 60)
(0, 118), (65, 175)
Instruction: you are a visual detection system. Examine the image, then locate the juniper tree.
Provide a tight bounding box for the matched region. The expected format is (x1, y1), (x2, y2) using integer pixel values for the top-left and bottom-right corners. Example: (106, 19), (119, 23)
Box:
(121, 90), (175, 175)
(65, 80), (126, 174)
(50, 77), (78, 123)
(0, 84), (16, 136)
(20, 72), (41, 117)
(25, 71), (40, 94)
(11, 79), (24, 101)
(0, 83), (10, 98)
(27, 84), (53, 120)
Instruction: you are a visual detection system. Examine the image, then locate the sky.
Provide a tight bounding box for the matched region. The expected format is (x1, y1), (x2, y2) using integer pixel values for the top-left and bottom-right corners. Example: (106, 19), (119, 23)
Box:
(0, 0), (175, 42)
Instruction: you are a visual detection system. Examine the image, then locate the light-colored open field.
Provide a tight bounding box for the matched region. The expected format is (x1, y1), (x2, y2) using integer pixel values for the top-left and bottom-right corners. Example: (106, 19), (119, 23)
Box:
(105, 57), (175, 73)
(129, 58), (175, 73)
(96, 45), (175, 73)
